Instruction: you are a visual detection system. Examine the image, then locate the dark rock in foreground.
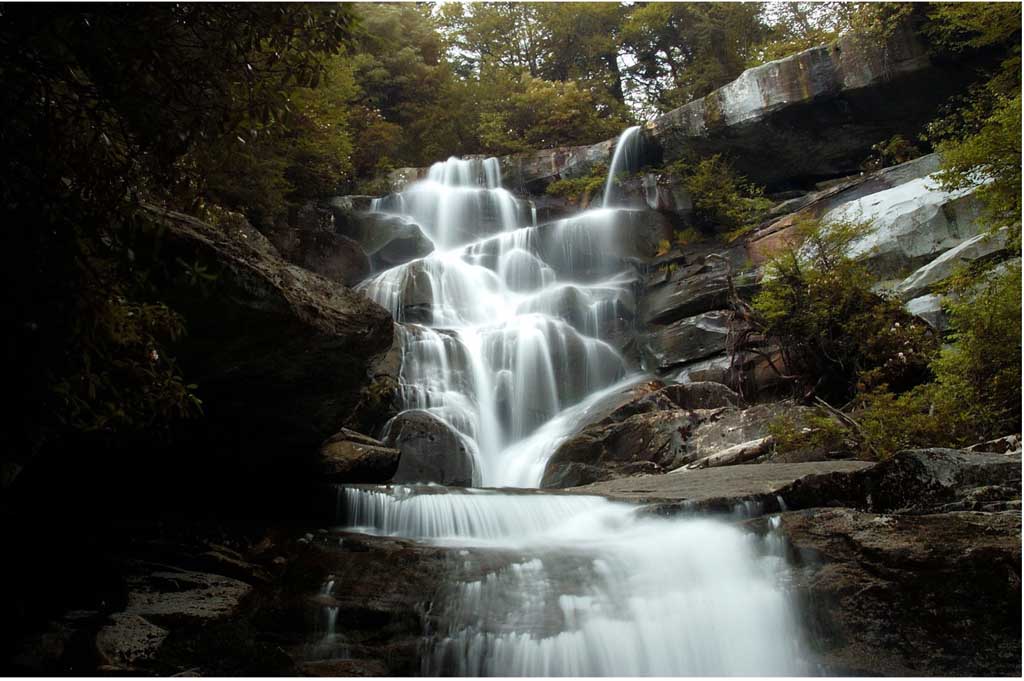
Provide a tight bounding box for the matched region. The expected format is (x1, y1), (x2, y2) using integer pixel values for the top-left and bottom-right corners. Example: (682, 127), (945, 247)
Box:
(139, 205), (394, 468)
(755, 508), (1021, 676)
(318, 428), (401, 484)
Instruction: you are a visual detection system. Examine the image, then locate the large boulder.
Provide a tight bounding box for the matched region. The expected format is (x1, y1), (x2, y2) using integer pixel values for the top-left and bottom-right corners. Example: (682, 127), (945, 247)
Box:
(541, 383), (751, 489)
(757, 508), (1021, 676)
(384, 411), (477, 486)
(782, 448), (1022, 514)
(641, 251), (758, 326)
(823, 174), (985, 280)
(329, 205), (435, 272)
(138, 205), (394, 467)
(317, 429), (401, 484)
(542, 409), (703, 488)
(745, 154), (941, 264)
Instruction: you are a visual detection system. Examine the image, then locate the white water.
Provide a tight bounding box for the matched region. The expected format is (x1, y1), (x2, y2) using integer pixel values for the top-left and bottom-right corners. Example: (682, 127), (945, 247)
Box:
(602, 125), (642, 208)
(338, 137), (810, 675)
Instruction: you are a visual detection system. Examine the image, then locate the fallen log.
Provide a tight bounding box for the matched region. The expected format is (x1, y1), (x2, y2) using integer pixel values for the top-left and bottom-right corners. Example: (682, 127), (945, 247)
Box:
(684, 436), (774, 470)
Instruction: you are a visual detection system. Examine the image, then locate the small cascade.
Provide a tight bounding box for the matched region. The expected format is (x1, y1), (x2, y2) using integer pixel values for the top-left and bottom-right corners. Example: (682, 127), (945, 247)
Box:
(602, 125), (642, 208)
(370, 157), (530, 250)
(308, 577), (347, 660)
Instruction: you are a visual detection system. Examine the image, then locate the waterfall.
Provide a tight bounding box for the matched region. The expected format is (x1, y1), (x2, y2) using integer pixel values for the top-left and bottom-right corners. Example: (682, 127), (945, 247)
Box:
(602, 125), (642, 208)
(335, 133), (811, 675)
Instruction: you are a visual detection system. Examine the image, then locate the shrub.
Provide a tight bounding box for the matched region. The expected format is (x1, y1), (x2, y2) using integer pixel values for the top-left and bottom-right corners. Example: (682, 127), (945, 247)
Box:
(768, 410), (852, 456)
(751, 216), (939, 403)
(545, 163), (609, 205)
(674, 154), (772, 236)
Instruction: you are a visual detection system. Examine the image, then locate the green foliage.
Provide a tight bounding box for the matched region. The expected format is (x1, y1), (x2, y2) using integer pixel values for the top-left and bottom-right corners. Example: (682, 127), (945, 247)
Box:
(924, 2), (1021, 245)
(768, 410), (852, 455)
(620, 3), (767, 115)
(861, 134), (923, 172)
(475, 75), (625, 154)
(931, 264), (1023, 438)
(932, 91), (1022, 242)
(545, 164), (609, 205)
(751, 217), (939, 402)
(671, 155), (772, 236)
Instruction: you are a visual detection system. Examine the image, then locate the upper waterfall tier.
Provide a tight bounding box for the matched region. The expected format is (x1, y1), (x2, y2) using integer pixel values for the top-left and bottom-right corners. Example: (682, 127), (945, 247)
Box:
(357, 151), (674, 487)
(371, 156), (533, 250)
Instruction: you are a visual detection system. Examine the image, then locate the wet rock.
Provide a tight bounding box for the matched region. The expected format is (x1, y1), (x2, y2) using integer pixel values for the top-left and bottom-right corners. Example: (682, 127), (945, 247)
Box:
(542, 410), (703, 489)
(641, 310), (732, 372)
(894, 228), (1009, 300)
(318, 428), (401, 484)
(384, 411), (477, 486)
(533, 208), (673, 278)
(641, 255), (758, 326)
(570, 461), (872, 509)
(756, 508), (1021, 676)
(334, 211), (434, 271)
(95, 613), (168, 670)
(124, 566), (253, 627)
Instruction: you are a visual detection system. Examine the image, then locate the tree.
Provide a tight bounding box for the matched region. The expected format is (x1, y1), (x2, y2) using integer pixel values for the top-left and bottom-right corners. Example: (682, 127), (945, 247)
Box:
(750, 217), (938, 403)
(620, 2), (768, 115)
(0, 4), (356, 463)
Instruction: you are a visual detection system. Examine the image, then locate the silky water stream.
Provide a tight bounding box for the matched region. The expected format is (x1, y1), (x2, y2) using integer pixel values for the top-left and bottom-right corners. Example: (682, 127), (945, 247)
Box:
(318, 133), (811, 675)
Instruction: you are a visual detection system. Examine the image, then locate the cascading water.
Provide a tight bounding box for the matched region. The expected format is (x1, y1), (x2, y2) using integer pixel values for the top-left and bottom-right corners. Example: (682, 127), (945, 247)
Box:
(330, 135), (811, 675)
(602, 125), (642, 208)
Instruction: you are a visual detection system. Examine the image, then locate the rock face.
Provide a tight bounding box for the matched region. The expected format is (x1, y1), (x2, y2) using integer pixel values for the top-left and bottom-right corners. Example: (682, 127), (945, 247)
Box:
(139, 205), (394, 467)
(782, 448), (1023, 514)
(569, 460), (873, 507)
(640, 310), (733, 371)
(384, 411), (477, 486)
(763, 508), (1021, 676)
(317, 429), (401, 484)
(825, 174), (985, 279)
(647, 21), (984, 189)
(745, 154), (941, 264)
(894, 228), (1009, 300)
(641, 249), (757, 326)
(329, 203), (435, 272)
(541, 386), (778, 489)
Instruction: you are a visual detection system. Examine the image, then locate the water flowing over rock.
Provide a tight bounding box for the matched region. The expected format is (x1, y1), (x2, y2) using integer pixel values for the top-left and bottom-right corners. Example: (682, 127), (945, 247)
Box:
(316, 140), (818, 676)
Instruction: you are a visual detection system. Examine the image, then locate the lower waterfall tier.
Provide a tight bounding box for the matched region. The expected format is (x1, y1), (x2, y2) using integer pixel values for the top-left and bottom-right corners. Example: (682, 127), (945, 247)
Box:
(334, 486), (812, 676)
